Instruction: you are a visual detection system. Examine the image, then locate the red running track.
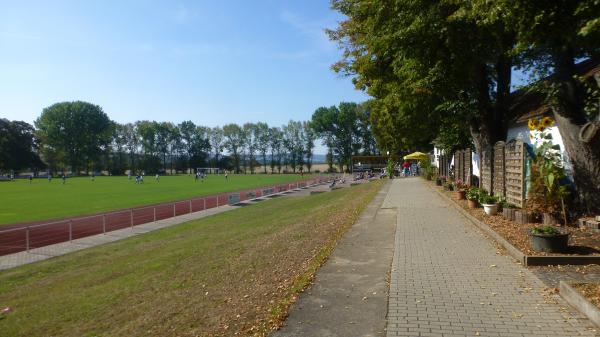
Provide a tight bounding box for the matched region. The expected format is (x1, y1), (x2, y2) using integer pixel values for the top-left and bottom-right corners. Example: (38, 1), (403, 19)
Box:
(0, 178), (327, 256)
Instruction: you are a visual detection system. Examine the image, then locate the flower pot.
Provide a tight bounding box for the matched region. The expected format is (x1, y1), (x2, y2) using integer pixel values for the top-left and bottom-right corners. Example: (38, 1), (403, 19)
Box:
(435, 179), (442, 186)
(455, 190), (466, 200)
(482, 203), (498, 216)
(542, 213), (559, 225)
(467, 199), (479, 209)
(530, 231), (569, 253)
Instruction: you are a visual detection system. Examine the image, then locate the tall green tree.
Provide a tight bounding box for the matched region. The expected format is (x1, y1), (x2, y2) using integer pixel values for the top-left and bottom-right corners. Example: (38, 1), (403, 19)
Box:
(35, 101), (113, 174)
(179, 121), (198, 174)
(269, 127), (284, 173)
(222, 123), (244, 173)
(471, 0), (600, 211)
(243, 123), (257, 174)
(136, 120), (160, 173)
(110, 123), (128, 174)
(311, 103), (362, 172)
(209, 127), (224, 169)
(0, 119), (43, 173)
(329, 0), (515, 158)
(123, 123), (139, 173)
(254, 122), (270, 173)
(302, 121), (316, 172)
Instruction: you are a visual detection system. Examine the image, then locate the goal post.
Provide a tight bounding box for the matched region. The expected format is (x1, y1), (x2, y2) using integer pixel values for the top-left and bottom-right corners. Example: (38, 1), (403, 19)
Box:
(195, 168), (222, 175)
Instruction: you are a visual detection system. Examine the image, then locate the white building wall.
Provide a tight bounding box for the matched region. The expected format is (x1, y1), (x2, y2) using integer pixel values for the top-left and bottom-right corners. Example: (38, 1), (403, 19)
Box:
(472, 152), (480, 177)
(506, 123), (572, 177)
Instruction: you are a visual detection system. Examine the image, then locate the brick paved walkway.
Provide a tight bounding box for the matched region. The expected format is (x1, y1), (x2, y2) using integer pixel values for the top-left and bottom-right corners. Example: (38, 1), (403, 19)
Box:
(386, 178), (597, 337)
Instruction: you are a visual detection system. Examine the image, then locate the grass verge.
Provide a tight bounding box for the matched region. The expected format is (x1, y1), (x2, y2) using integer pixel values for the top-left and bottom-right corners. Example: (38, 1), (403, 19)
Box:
(0, 180), (383, 337)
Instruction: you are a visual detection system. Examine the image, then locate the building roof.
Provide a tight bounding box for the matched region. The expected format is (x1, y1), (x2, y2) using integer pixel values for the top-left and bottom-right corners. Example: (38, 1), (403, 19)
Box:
(509, 59), (600, 124)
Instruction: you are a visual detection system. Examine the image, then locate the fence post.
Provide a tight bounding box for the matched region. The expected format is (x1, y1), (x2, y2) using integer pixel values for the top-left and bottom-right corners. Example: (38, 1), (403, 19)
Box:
(217, 196), (220, 207)
(69, 220), (73, 242)
(102, 214), (106, 234)
(130, 209), (134, 228)
(173, 204), (176, 217)
(203, 198), (206, 210)
(189, 200), (192, 214)
(26, 227), (30, 252)
(153, 207), (156, 222)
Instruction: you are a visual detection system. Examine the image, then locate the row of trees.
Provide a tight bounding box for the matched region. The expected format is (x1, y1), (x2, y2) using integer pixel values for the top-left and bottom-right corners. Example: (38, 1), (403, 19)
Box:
(329, 0), (600, 211)
(2, 101), (378, 175)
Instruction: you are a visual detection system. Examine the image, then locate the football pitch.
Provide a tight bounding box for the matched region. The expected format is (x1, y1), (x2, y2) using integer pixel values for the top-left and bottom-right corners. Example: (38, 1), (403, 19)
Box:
(0, 174), (316, 226)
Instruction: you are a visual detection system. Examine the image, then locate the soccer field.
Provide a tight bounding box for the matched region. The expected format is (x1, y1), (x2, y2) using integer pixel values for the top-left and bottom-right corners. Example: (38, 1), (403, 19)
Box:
(0, 174), (316, 225)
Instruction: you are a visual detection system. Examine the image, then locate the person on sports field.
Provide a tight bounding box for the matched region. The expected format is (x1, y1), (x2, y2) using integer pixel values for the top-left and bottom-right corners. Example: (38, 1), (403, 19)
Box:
(61, 174), (66, 184)
(155, 173), (160, 182)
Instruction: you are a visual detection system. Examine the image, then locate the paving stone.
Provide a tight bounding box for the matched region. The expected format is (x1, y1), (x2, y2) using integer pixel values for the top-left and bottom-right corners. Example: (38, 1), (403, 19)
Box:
(386, 178), (597, 337)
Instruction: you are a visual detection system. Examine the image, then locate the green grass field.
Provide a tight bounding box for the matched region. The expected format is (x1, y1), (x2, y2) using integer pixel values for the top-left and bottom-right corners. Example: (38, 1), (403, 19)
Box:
(0, 174), (317, 225)
(0, 181), (382, 337)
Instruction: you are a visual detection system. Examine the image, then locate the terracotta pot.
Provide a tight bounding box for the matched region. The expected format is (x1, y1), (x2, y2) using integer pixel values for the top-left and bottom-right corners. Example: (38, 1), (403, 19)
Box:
(455, 190), (466, 200)
(467, 199), (479, 209)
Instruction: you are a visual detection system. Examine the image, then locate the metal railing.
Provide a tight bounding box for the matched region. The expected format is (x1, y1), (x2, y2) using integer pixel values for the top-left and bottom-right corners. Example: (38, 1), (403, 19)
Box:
(0, 176), (331, 256)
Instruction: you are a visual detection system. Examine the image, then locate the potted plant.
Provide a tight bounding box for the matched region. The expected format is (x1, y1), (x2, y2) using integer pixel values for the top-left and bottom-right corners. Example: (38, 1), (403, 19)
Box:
(443, 181), (454, 191)
(466, 188), (480, 209)
(525, 117), (570, 226)
(435, 176), (443, 186)
(529, 225), (570, 253)
(480, 194), (499, 216)
(454, 179), (467, 200)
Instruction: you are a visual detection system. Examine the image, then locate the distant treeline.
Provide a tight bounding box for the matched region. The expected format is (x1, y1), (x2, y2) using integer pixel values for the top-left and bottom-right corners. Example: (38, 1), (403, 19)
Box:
(1, 101), (379, 175)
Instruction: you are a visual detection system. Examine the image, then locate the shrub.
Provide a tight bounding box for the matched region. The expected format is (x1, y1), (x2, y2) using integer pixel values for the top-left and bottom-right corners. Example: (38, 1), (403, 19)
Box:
(466, 187), (480, 201)
(480, 194), (498, 205)
(531, 225), (561, 235)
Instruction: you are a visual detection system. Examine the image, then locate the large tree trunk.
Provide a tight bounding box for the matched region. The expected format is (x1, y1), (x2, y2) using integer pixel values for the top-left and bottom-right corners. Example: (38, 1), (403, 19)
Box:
(551, 52), (600, 213)
(552, 110), (600, 213)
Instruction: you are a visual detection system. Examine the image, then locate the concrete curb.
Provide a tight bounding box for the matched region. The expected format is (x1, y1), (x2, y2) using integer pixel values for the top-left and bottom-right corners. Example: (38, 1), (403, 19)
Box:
(560, 281), (600, 328)
(428, 182), (600, 267)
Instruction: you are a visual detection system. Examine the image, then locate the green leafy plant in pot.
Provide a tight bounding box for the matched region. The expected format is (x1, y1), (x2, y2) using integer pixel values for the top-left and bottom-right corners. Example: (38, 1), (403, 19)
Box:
(480, 193), (499, 216)
(466, 187), (481, 209)
(453, 179), (467, 199)
(525, 117), (570, 225)
(529, 225), (569, 253)
(443, 181), (454, 191)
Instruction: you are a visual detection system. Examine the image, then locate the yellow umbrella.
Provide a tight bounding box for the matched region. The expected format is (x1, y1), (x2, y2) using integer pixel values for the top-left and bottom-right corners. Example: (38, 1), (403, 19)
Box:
(403, 152), (429, 160)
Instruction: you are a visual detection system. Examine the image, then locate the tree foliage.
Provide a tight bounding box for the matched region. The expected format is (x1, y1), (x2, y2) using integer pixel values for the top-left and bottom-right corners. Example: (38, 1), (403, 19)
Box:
(0, 119), (43, 173)
(35, 101), (113, 173)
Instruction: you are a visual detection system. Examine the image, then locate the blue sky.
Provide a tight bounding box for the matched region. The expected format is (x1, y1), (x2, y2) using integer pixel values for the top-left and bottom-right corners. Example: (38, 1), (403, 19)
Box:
(0, 1), (368, 129)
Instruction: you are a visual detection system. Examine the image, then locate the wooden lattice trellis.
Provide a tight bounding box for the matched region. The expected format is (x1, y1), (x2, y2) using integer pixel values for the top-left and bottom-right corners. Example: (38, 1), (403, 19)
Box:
(464, 148), (472, 186)
(454, 150), (462, 181)
(504, 139), (525, 208)
(438, 153), (450, 177)
(493, 141), (505, 197)
(453, 149), (472, 185)
(480, 147), (492, 193)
